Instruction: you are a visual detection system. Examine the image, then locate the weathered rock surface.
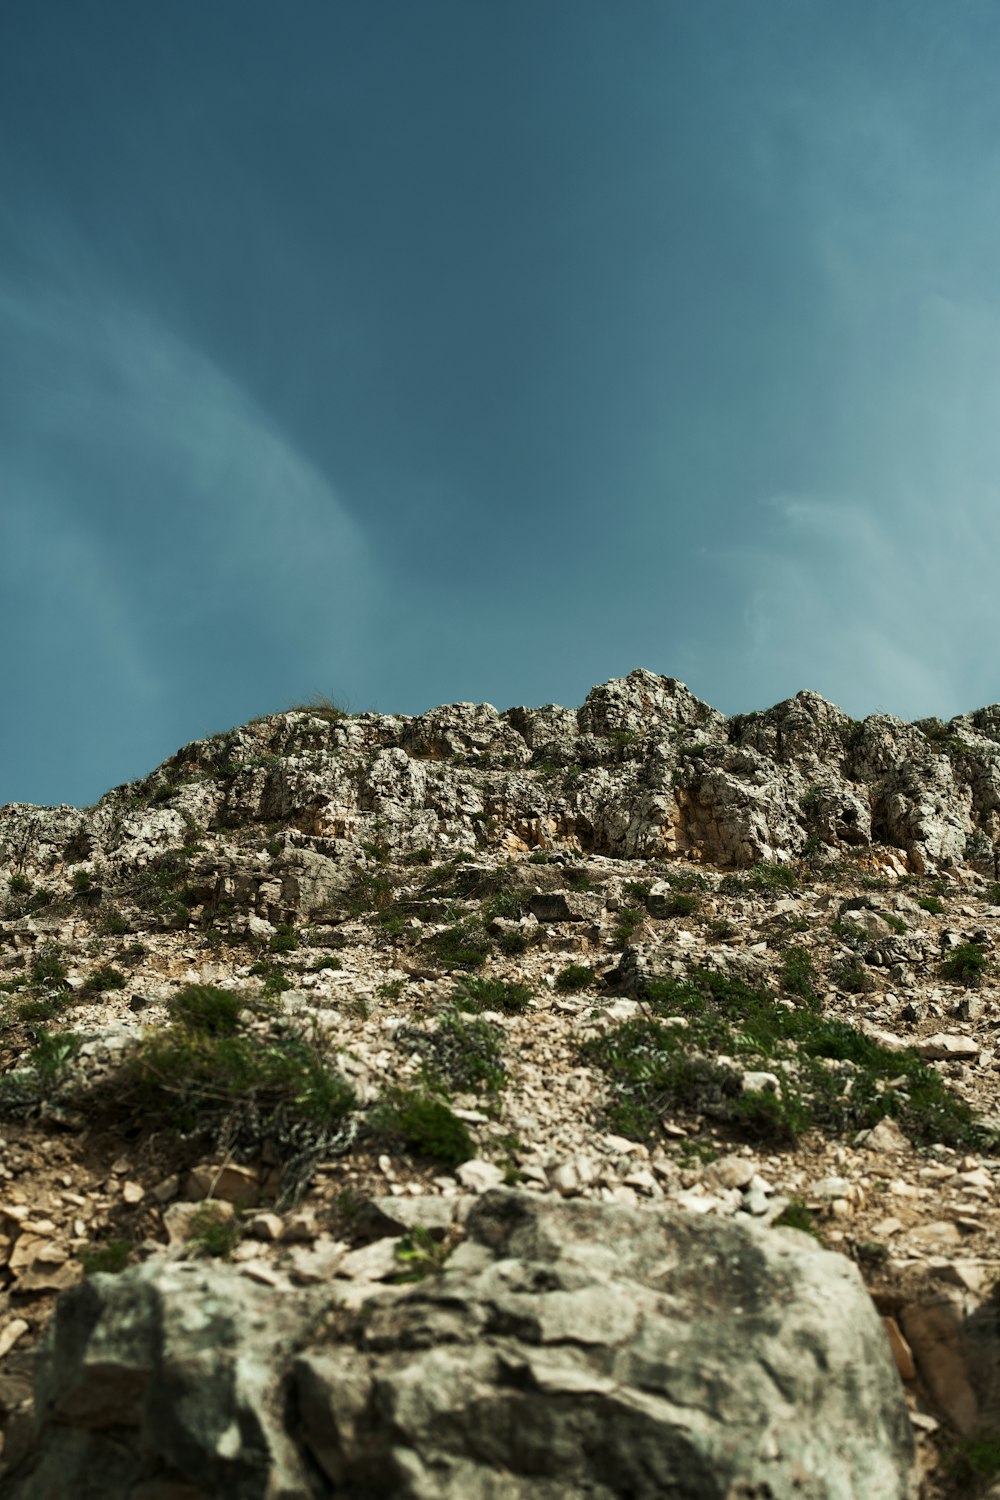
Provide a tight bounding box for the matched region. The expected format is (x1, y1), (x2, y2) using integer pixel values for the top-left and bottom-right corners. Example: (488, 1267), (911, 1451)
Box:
(4, 670), (1000, 907)
(9, 1191), (913, 1500)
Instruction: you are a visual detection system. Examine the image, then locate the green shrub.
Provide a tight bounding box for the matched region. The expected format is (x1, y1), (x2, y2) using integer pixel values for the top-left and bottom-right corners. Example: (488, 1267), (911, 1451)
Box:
(248, 961), (293, 997)
(375, 1088), (473, 1166)
(773, 1198), (819, 1237)
(172, 983), (244, 1035)
(401, 1011), (506, 1097)
(834, 959), (873, 994)
(613, 906), (643, 947)
(82, 965), (127, 994)
(117, 1020), (354, 1144)
(30, 948), (68, 987)
(310, 955), (342, 972)
(79, 1240), (132, 1275)
(554, 964), (596, 992)
(28, 1031), (80, 1084)
(8, 874), (31, 895)
(425, 920), (490, 970)
(986, 882), (1000, 906)
(189, 1203), (242, 1259)
(941, 943), (989, 986)
(453, 976), (532, 1013)
(269, 923), (298, 954)
(583, 967), (986, 1151)
(918, 896), (945, 915)
(732, 1086), (809, 1147)
(780, 945), (818, 1003)
(663, 890), (701, 917)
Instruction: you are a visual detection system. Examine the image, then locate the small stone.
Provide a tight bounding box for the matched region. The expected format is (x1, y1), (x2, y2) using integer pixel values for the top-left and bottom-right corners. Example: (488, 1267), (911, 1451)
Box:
(917, 1033), (979, 1062)
(122, 1181), (145, 1205)
(0, 1319), (29, 1360)
(249, 1212), (284, 1243)
(858, 1117), (908, 1154)
(455, 1159), (505, 1193)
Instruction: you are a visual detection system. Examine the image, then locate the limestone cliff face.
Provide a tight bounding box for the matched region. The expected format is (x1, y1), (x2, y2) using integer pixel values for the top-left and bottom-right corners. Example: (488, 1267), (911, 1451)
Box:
(2, 669), (998, 908)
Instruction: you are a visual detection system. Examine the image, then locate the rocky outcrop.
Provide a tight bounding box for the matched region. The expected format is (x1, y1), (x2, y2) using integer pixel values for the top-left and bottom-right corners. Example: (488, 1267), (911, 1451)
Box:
(3, 671), (1000, 924)
(9, 1190), (913, 1500)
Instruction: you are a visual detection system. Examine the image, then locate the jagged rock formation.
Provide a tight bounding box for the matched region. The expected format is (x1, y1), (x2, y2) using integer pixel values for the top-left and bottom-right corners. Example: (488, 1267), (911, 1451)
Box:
(3, 671), (1000, 919)
(13, 1191), (912, 1500)
(2, 669), (1000, 1499)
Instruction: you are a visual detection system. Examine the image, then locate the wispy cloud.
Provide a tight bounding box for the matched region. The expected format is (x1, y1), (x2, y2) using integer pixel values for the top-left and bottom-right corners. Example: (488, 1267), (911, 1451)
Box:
(0, 215), (383, 745)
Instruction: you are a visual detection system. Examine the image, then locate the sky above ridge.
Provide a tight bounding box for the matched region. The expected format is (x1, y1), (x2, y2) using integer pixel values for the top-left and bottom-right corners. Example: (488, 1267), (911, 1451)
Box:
(3, 0), (1000, 806)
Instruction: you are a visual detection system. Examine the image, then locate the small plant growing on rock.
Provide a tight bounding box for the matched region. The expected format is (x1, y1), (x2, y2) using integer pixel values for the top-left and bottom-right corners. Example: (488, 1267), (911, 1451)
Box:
(189, 1203), (241, 1259)
(918, 895), (945, 915)
(779, 946), (818, 1003)
(82, 965), (126, 994)
(554, 964), (596, 992)
(773, 1199), (819, 1237)
(172, 983), (244, 1035)
(425, 920), (490, 970)
(375, 1087), (473, 1166)
(8, 874), (31, 895)
(394, 1225), (453, 1281)
(453, 976), (532, 1013)
(940, 943), (989, 986)
(30, 947), (68, 987)
(79, 1240), (132, 1275)
(269, 923), (299, 954)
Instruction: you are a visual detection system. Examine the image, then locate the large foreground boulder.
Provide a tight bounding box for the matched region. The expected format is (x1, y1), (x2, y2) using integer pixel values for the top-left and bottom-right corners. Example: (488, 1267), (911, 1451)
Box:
(10, 1191), (913, 1500)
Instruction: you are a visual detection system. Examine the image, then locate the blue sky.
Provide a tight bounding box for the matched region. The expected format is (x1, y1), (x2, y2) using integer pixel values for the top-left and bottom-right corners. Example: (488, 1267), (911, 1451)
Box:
(3, 1), (1000, 807)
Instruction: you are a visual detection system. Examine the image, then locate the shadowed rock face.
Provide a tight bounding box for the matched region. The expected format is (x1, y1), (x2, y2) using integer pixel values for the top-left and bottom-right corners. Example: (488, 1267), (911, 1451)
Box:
(10, 1191), (912, 1500)
(2, 670), (999, 922)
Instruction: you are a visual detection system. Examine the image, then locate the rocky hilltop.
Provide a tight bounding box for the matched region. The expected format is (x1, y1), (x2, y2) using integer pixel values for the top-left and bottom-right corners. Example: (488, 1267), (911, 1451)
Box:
(0, 669), (999, 1497)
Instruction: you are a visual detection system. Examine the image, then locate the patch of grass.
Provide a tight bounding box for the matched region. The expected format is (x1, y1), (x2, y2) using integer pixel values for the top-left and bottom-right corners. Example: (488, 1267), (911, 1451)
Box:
(554, 963), (596, 992)
(563, 867), (593, 891)
(30, 947), (68, 987)
(986, 882), (1000, 906)
(269, 923), (299, 954)
(661, 890), (701, 917)
(943, 1432), (1000, 1495)
(613, 906), (644, 948)
(918, 896), (945, 915)
(425, 920), (490, 970)
(247, 961), (293, 997)
(189, 1203), (241, 1259)
(79, 1240), (132, 1275)
(496, 929), (529, 956)
(377, 979), (405, 1002)
(773, 1198), (819, 1237)
(453, 976), (532, 1013)
(8, 874), (31, 895)
(400, 1011), (506, 1097)
(291, 694), (350, 722)
(374, 1087), (473, 1166)
(172, 983), (244, 1036)
(582, 968), (986, 1151)
(16, 996), (70, 1024)
(780, 945), (818, 1003)
(940, 942), (989, 986)
(624, 880), (652, 903)
(28, 1031), (81, 1085)
(833, 959), (873, 994)
(882, 913), (908, 935)
(720, 862), (799, 896)
(82, 965), (127, 994)
(527, 851), (551, 864)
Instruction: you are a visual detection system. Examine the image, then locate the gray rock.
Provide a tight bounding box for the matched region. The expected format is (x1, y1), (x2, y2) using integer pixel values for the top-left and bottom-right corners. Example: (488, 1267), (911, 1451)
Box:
(11, 1192), (913, 1500)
